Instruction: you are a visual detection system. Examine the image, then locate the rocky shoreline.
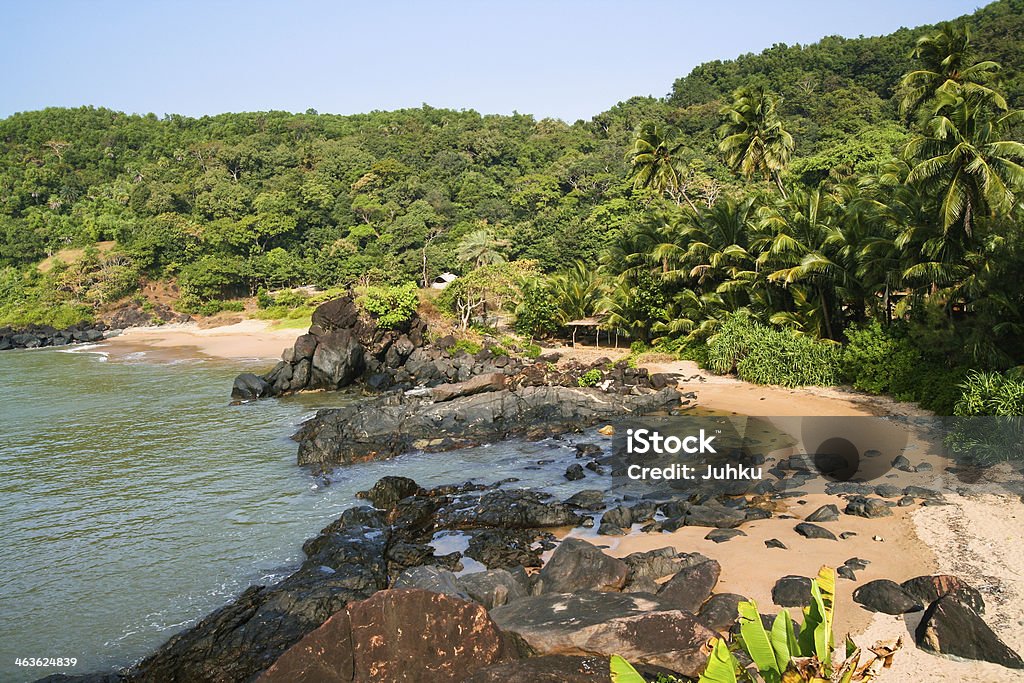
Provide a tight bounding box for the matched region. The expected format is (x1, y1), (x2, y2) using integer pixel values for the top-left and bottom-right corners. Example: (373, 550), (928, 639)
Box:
(0, 303), (189, 352)
(40, 296), (1024, 682)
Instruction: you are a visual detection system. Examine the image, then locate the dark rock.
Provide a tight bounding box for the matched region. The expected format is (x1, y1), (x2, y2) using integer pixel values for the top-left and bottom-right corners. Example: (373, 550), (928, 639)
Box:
(535, 538), (628, 594)
(465, 529), (546, 570)
(601, 506), (633, 528)
(257, 589), (517, 682)
(853, 579), (922, 614)
(844, 557), (870, 571)
(231, 373), (272, 401)
(459, 568), (529, 608)
(772, 576), (812, 607)
(705, 528), (746, 543)
(683, 505), (746, 529)
(916, 596), (1024, 669)
(844, 496), (893, 518)
(892, 455), (914, 472)
(794, 522), (837, 540)
(765, 538), (787, 550)
(310, 329), (365, 389)
(489, 592), (716, 678)
(564, 464), (586, 481)
(432, 372), (506, 402)
(656, 559), (721, 612)
(875, 484), (903, 498)
(901, 575), (985, 615)
(622, 548), (679, 581)
(805, 504), (840, 522)
(358, 476), (423, 509)
(837, 565), (857, 581)
(564, 490), (606, 511)
(698, 593), (747, 632)
(392, 565), (468, 599)
(296, 386), (682, 466)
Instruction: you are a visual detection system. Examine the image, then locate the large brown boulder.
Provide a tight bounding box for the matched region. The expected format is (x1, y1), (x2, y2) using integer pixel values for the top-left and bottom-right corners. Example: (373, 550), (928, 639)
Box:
(258, 589), (518, 682)
(431, 372), (507, 402)
(535, 538), (629, 594)
(465, 655), (611, 682)
(489, 591), (715, 678)
(915, 595), (1023, 669)
(656, 558), (722, 613)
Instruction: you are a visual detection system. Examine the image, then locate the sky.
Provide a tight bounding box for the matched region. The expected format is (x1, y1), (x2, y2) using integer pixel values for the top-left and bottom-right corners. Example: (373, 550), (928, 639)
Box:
(0, 0), (988, 123)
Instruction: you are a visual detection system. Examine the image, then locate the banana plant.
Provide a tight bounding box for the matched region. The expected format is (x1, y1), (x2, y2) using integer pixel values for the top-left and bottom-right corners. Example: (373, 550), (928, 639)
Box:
(696, 566), (901, 683)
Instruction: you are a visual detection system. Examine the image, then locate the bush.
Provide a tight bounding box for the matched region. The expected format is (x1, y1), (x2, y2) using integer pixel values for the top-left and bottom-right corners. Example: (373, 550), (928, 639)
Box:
(947, 370), (1024, 464)
(450, 338), (482, 355)
(707, 311), (841, 387)
(514, 280), (560, 337)
(842, 321), (919, 395)
(359, 282), (418, 329)
(578, 369), (602, 387)
(841, 321), (968, 414)
(955, 370), (1024, 416)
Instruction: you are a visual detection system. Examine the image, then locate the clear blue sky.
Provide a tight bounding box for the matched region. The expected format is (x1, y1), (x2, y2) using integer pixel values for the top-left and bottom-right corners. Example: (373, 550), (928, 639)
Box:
(0, 0), (987, 122)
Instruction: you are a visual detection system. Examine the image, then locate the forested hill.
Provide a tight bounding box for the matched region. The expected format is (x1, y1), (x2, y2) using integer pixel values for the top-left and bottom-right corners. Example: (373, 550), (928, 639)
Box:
(0, 0), (1021, 329)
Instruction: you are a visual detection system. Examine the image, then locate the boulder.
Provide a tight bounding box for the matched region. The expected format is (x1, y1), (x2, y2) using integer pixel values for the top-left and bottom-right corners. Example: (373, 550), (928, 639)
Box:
(656, 559), (721, 612)
(844, 496), (893, 518)
(432, 372), (507, 402)
(257, 589), (518, 682)
(392, 566), (468, 599)
(794, 522), (837, 540)
(916, 595), (1024, 669)
(310, 329), (365, 389)
(465, 655), (610, 682)
(459, 568), (529, 608)
(358, 476), (422, 509)
(231, 373), (272, 401)
(705, 528), (746, 543)
(295, 386), (682, 466)
(772, 576), (812, 608)
(804, 504), (840, 523)
(698, 593), (747, 633)
(535, 538), (628, 594)
(622, 548), (680, 581)
(852, 580), (922, 614)
(489, 591), (715, 678)
(900, 575), (985, 615)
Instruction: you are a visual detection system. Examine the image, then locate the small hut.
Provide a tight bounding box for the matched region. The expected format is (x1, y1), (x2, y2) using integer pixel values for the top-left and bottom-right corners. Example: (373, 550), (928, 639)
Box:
(431, 272), (458, 290)
(565, 316), (614, 348)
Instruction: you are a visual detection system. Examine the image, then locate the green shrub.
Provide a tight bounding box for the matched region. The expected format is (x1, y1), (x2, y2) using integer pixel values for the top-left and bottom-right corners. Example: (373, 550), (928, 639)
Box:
(522, 343), (542, 359)
(578, 369), (602, 387)
(706, 311), (755, 374)
(947, 370), (1024, 464)
(842, 321), (919, 395)
(514, 279), (560, 337)
(359, 282), (418, 329)
(707, 311), (840, 387)
(955, 370), (1024, 416)
(450, 339), (482, 355)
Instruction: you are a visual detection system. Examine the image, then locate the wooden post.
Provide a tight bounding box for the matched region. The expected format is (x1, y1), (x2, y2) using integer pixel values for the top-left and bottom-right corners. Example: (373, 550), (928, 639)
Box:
(572, 327), (577, 348)
(596, 327), (600, 349)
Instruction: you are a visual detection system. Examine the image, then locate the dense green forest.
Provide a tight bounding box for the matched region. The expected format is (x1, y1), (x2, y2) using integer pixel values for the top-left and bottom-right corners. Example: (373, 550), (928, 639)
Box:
(2, 0), (1023, 414)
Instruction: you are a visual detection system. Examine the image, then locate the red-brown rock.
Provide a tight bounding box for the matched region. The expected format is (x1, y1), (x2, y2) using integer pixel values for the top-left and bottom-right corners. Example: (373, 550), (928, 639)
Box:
(257, 589), (517, 682)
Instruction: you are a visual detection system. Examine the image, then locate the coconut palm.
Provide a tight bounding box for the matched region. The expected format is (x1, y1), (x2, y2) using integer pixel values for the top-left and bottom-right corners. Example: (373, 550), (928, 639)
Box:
(456, 229), (509, 269)
(718, 86), (794, 197)
(900, 21), (1005, 120)
(904, 91), (1024, 240)
(625, 123), (697, 211)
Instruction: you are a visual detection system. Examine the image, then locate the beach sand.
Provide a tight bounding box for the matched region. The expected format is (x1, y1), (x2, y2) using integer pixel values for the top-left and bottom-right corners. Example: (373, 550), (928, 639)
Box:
(100, 319), (299, 361)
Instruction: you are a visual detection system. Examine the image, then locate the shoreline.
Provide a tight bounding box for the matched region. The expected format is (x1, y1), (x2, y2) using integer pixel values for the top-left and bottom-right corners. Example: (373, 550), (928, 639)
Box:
(98, 319), (300, 362)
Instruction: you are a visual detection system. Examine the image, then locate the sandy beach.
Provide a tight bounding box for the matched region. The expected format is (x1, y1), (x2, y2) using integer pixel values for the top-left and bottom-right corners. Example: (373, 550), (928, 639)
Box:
(100, 319), (300, 361)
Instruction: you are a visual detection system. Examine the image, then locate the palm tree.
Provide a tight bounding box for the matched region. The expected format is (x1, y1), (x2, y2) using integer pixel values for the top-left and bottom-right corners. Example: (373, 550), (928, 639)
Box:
(456, 229), (509, 269)
(625, 123), (698, 211)
(718, 86), (795, 197)
(904, 91), (1024, 241)
(549, 261), (606, 322)
(899, 22), (1005, 121)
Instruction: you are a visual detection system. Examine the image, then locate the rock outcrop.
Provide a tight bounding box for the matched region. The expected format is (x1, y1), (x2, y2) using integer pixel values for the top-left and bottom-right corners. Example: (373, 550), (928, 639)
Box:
(295, 385), (682, 466)
(256, 589), (519, 682)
